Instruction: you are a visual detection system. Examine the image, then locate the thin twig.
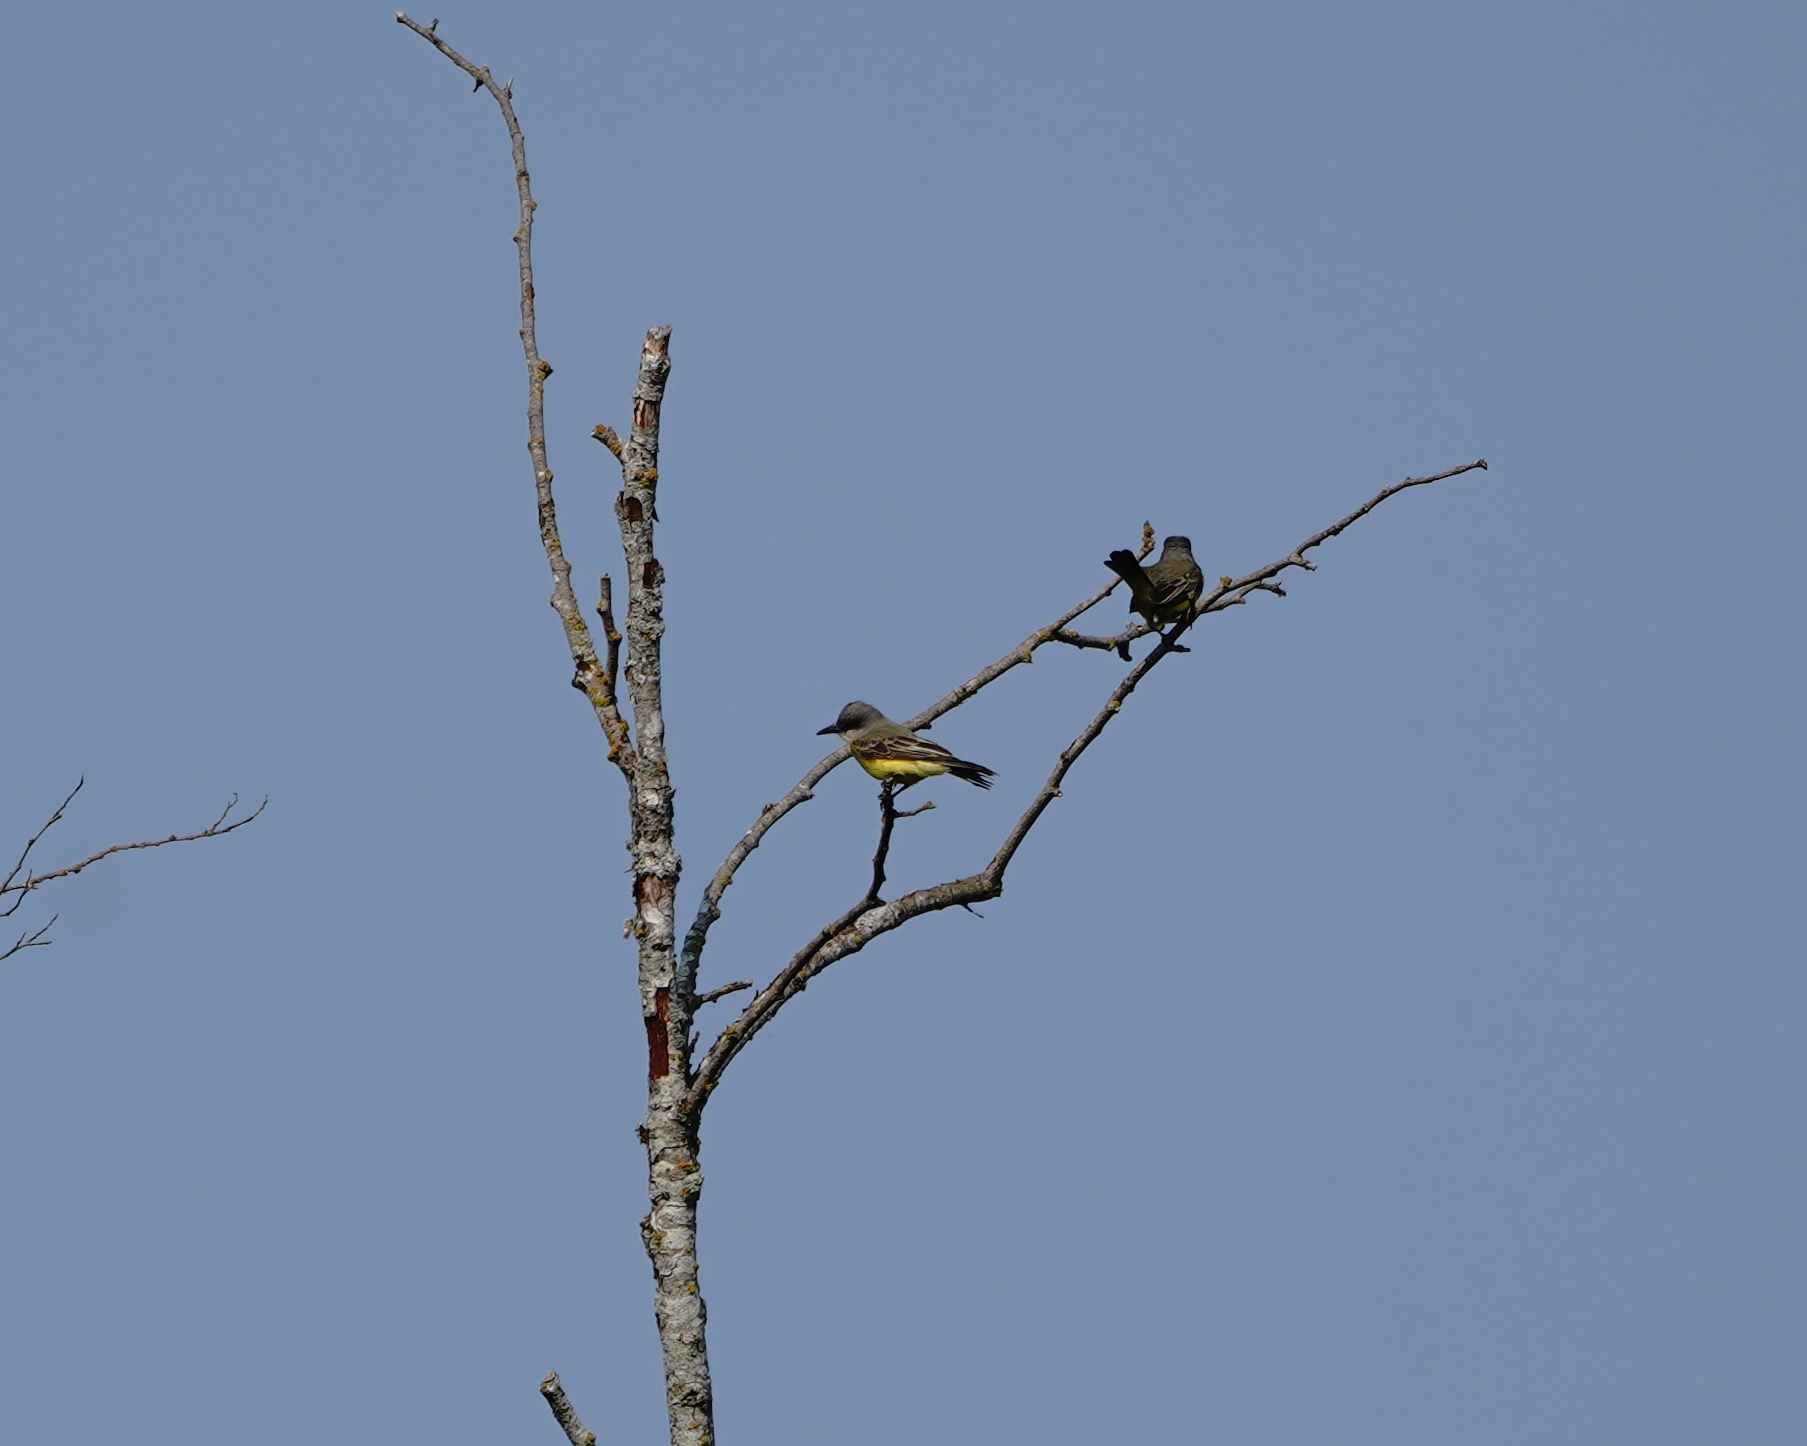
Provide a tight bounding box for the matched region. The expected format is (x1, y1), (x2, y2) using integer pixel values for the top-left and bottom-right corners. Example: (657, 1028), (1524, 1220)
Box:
(683, 459), (1487, 1114)
(0, 779), (86, 911)
(1, 790), (266, 918)
(538, 1372), (598, 1446)
(0, 917), (56, 965)
(866, 783), (901, 906)
(754, 786), (940, 1009)
(864, 782), (933, 907)
(1196, 459), (1487, 614)
(597, 575), (623, 703)
(396, 11), (634, 769)
(694, 980), (754, 1007)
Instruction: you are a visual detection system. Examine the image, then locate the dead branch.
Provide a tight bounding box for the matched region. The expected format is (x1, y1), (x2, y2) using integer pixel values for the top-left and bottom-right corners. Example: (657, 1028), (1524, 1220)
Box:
(1, 782), (263, 959)
(694, 980), (754, 1007)
(679, 461), (1484, 1019)
(2, 785), (264, 916)
(538, 1372), (597, 1446)
(865, 782), (934, 908)
(0, 917), (56, 966)
(1196, 459), (1487, 614)
(395, 11), (631, 769)
(0, 778), (86, 912)
(596, 574), (623, 702)
(684, 458), (1487, 1113)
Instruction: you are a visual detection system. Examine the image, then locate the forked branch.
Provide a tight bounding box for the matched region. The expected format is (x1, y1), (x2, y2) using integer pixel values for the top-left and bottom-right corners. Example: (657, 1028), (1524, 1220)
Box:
(676, 574), (1128, 986)
(683, 458), (1487, 1113)
(1, 918), (57, 966)
(867, 782), (934, 908)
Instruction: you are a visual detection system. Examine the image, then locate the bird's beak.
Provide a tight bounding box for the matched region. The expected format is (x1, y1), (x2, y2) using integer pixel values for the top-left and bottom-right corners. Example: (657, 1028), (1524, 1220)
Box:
(816, 724), (839, 736)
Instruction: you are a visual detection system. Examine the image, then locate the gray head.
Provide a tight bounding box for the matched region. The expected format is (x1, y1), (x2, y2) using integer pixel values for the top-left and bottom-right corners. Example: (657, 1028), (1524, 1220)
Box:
(817, 700), (887, 736)
(1160, 536), (1194, 555)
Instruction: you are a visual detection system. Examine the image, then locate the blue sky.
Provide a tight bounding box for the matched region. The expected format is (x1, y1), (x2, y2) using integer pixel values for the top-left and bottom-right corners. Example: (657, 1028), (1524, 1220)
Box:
(2, 2), (1802, 1442)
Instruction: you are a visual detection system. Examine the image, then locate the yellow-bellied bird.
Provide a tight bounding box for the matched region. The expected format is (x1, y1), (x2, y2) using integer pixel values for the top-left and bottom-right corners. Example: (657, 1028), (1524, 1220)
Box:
(817, 702), (996, 790)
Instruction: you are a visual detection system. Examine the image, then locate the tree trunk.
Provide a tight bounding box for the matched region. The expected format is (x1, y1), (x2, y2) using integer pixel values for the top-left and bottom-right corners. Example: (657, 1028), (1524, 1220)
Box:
(614, 327), (717, 1446)
(642, 1119), (712, 1444)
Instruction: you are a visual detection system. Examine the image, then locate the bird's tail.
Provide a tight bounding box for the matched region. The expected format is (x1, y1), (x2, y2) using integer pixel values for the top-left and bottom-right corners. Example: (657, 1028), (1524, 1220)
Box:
(949, 760), (996, 790)
(1104, 550), (1158, 609)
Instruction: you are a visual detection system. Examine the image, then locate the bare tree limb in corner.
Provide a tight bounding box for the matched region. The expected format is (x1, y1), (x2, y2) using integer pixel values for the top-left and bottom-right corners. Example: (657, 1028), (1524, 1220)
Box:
(1, 780), (265, 964)
(399, 15), (1486, 1444)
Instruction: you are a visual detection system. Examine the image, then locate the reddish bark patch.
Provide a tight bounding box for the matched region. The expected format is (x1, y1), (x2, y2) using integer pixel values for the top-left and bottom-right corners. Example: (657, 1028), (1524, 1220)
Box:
(646, 986), (671, 1078)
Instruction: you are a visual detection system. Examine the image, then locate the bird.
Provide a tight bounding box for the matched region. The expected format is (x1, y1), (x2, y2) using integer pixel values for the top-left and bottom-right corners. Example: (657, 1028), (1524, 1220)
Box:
(1104, 535), (1205, 630)
(817, 702), (996, 790)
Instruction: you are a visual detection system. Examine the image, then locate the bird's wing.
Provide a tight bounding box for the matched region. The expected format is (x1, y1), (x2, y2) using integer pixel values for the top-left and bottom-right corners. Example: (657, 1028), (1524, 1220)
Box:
(855, 733), (962, 765)
(1149, 571), (1201, 609)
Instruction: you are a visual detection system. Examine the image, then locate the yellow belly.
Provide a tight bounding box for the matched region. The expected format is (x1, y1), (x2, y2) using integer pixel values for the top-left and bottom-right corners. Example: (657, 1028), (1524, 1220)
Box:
(854, 753), (949, 781)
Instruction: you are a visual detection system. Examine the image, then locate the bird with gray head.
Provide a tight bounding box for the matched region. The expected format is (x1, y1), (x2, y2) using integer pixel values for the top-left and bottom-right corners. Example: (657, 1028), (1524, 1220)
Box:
(817, 702), (996, 790)
(1104, 535), (1205, 630)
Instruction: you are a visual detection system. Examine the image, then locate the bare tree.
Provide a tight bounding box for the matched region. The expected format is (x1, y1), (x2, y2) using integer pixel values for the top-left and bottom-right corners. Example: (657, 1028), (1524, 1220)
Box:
(2, 779), (263, 965)
(398, 17), (1486, 1445)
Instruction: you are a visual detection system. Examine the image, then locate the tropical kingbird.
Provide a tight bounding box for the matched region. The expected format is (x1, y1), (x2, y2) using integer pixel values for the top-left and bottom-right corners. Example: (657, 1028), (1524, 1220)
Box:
(817, 702), (996, 789)
(1105, 535), (1205, 629)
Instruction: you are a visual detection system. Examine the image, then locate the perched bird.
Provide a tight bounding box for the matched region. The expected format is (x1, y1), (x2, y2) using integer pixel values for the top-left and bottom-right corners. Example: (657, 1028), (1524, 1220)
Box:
(817, 702), (996, 790)
(1105, 535), (1205, 630)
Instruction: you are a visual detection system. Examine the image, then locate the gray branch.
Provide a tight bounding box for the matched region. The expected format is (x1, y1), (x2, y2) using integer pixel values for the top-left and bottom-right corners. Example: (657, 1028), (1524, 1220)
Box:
(395, 11), (633, 768)
(1196, 458), (1487, 611)
(538, 1372), (598, 1446)
(683, 459), (1487, 1113)
(694, 980), (754, 1007)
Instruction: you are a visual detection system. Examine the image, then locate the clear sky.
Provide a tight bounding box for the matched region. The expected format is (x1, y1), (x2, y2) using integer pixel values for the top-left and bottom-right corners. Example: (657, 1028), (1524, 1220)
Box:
(3, 2), (1802, 1442)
